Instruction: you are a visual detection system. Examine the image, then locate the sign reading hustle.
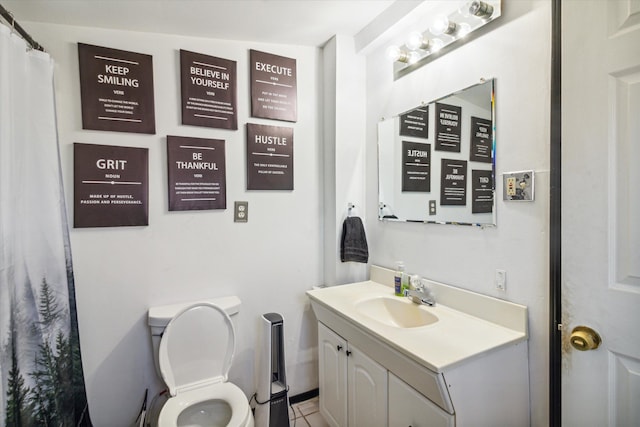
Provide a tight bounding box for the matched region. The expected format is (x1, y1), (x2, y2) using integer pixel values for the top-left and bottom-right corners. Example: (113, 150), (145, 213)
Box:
(78, 43), (155, 133)
(472, 169), (494, 213)
(250, 50), (297, 122)
(180, 50), (237, 129)
(74, 143), (148, 227)
(400, 106), (429, 139)
(402, 141), (431, 192)
(440, 158), (467, 206)
(469, 116), (493, 163)
(435, 103), (462, 152)
(167, 136), (226, 211)
(246, 123), (293, 190)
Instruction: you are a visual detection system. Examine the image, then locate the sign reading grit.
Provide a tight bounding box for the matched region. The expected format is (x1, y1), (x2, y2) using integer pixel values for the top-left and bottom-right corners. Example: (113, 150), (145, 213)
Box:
(78, 43), (155, 134)
(74, 143), (149, 227)
(180, 50), (237, 130)
(167, 135), (226, 211)
(472, 169), (494, 213)
(250, 50), (297, 122)
(246, 123), (293, 190)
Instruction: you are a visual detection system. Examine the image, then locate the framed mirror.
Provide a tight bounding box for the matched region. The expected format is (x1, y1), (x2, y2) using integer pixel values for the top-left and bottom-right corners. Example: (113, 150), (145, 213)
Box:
(378, 78), (495, 226)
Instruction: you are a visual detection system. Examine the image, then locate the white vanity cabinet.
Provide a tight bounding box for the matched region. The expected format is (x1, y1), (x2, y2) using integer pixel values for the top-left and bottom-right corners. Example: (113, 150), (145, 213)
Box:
(308, 266), (531, 427)
(318, 322), (387, 427)
(388, 373), (453, 427)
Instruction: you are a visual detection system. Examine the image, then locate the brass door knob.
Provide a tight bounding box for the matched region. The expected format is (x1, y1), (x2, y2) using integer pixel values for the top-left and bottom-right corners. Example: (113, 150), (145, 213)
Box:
(570, 326), (601, 351)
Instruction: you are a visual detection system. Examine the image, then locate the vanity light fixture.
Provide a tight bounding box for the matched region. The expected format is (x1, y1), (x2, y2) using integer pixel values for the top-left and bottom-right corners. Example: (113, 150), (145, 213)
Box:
(388, 0), (501, 79)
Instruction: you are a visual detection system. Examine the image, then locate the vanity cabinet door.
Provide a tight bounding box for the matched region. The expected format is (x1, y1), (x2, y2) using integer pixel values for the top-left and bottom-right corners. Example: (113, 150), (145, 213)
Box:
(347, 343), (388, 427)
(388, 373), (454, 427)
(318, 323), (348, 427)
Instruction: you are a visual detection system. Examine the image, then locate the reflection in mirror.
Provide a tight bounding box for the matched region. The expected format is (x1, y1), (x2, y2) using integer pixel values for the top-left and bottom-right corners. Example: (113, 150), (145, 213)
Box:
(378, 78), (495, 226)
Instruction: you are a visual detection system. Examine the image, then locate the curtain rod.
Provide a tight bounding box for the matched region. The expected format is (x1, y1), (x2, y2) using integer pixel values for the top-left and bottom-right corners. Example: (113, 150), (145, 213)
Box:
(0, 4), (45, 51)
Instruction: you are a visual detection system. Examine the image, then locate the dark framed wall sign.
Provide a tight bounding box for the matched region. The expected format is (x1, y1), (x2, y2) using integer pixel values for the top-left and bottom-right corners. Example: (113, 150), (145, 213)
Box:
(180, 50), (237, 130)
(74, 143), (149, 227)
(471, 169), (494, 213)
(469, 116), (493, 163)
(246, 123), (293, 190)
(400, 106), (429, 138)
(435, 102), (462, 152)
(440, 158), (467, 206)
(78, 43), (155, 134)
(402, 141), (431, 192)
(250, 50), (297, 122)
(167, 136), (226, 211)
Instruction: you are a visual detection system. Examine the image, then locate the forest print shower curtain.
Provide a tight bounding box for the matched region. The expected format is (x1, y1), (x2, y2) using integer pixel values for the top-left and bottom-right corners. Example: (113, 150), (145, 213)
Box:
(0, 24), (91, 425)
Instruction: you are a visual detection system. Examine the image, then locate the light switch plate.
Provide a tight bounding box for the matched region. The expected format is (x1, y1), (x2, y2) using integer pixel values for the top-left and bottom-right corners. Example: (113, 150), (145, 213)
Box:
(503, 171), (534, 201)
(234, 201), (248, 222)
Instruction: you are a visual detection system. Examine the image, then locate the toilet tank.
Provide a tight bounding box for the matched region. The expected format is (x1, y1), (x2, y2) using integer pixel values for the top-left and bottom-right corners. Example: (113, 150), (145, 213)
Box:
(148, 296), (242, 336)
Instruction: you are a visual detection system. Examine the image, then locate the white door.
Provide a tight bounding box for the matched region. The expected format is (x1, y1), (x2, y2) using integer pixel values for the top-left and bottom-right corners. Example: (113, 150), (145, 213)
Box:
(318, 323), (348, 427)
(562, 1), (640, 425)
(347, 344), (387, 427)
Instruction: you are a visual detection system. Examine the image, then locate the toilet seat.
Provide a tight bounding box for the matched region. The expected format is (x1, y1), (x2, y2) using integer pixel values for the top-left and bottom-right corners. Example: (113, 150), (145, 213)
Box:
(158, 382), (252, 427)
(157, 302), (252, 427)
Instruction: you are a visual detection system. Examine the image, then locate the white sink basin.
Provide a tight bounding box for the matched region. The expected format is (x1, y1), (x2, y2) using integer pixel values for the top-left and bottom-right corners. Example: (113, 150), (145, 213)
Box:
(355, 296), (438, 328)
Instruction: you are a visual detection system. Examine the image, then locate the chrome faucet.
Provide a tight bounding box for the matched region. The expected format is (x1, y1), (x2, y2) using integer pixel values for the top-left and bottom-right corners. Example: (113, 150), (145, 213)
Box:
(403, 284), (436, 306)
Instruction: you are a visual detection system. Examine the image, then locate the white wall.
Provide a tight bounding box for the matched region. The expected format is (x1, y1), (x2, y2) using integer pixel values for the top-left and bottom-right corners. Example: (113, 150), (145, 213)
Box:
(364, 1), (551, 425)
(24, 22), (324, 426)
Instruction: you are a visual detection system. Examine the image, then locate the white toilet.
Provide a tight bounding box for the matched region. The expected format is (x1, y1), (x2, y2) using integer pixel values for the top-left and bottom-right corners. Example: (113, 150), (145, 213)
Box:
(148, 297), (254, 427)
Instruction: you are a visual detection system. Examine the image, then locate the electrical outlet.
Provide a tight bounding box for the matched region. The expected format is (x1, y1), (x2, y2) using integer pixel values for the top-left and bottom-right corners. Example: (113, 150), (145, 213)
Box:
(429, 200), (436, 215)
(234, 201), (248, 223)
(503, 171), (534, 201)
(495, 269), (506, 291)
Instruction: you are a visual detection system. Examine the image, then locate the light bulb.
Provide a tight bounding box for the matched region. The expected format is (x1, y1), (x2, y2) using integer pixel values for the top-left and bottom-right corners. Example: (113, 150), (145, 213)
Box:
(385, 45), (410, 63)
(406, 31), (426, 51)
(430, 38), (444, 52)
(430, 15), (457, 36)
(457, 23), (472, 37)
(407, 51), (421, 65)
(468, 1), (494, 19)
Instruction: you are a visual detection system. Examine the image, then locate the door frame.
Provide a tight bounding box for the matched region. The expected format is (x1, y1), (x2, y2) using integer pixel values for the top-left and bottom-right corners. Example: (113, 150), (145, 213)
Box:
(549, 0), (562, 426)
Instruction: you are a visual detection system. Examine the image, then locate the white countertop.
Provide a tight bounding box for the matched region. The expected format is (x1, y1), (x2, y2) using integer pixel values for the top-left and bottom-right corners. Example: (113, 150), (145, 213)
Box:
(307, 280), (527, 372)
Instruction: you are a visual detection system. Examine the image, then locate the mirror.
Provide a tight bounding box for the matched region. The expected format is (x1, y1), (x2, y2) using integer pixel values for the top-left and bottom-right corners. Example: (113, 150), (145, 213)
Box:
(378, 79), (495, 226)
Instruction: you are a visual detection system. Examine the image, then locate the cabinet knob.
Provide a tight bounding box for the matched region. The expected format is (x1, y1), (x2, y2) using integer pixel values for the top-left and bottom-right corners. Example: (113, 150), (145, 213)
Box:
(346, 350), (352, 356)
(336, 345), (343, 351)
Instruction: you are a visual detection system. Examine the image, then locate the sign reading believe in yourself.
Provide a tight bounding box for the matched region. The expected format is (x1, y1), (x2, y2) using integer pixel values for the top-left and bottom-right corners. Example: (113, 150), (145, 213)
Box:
(246, 123), (293, 190)
(435, 103), (462, 152)
(180, 50), (237, 129)
(469, 117), (493, 163)
(402, 141), (431, 192)
(250, 50), (297, 122)
(472, 169), (494, 213)
(167, 136), (226, 211)
(400, 106), (429, 139)
(440, 158), (467, 206)
(74, 143), (148, 227)
(78, 43), (155, 134)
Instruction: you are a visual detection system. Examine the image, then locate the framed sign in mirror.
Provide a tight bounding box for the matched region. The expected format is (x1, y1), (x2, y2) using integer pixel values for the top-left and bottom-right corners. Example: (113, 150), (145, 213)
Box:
(378, 78), (495, 226)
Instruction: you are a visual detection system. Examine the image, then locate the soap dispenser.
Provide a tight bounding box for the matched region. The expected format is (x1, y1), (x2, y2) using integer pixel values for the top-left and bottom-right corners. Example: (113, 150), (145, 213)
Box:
(394, 262), (405, 296)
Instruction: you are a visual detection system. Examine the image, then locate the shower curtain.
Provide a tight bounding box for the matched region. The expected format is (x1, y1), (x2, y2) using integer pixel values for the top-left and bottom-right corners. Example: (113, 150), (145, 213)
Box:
(0, 24), (91, 425)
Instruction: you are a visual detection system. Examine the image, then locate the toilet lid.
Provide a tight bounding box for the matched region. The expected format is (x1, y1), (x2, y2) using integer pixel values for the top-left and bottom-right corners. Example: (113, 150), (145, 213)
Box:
(159, 302), (235, 396)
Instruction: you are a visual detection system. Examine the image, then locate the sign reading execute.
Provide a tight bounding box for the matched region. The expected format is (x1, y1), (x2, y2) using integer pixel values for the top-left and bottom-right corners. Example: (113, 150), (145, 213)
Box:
(78, 43), (155, 134)
(250, 50), (297, 122)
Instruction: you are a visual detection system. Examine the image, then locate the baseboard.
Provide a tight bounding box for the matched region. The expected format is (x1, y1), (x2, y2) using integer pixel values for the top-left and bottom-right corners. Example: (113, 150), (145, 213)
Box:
(288, 388), (319, 404)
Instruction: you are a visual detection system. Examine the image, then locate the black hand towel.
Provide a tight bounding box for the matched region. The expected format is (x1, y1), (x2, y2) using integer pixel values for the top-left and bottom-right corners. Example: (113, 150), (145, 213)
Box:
(340, 216), (369, 263)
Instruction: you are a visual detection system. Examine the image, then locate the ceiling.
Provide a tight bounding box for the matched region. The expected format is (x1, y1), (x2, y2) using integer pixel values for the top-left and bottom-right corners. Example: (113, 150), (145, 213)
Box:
(1, 0), (405, 48)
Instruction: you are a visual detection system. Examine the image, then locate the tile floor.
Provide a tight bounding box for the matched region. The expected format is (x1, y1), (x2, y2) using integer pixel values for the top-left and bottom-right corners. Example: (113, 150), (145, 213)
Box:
(289, 396), (330, 427)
